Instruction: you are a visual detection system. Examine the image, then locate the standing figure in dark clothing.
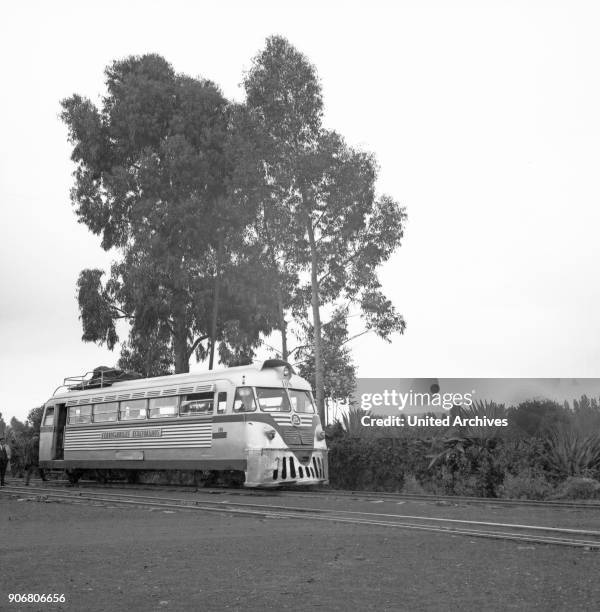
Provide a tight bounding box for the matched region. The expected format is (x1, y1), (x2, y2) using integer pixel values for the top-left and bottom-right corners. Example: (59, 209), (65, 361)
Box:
(0, 436), (11, 486)
(24, 434), (46, 485)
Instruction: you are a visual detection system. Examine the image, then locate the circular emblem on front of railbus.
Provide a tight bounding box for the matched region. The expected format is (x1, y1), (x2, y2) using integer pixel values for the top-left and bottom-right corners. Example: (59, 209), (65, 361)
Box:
(291, 414), (301, 427)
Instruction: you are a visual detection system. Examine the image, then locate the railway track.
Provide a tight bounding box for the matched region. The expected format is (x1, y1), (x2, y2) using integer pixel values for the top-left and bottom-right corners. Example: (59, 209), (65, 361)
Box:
(9, 477), (600, 511)
(3, 483), (600, 550)
(299, 489), (600, 510)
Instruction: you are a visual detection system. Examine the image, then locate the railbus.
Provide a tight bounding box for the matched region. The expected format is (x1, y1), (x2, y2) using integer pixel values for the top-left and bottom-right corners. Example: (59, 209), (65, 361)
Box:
(39, 360), (328, 487)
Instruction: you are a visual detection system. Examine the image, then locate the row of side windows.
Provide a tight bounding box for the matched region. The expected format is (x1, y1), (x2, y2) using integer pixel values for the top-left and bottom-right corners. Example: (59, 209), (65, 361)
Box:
(67, 392), (227, 424)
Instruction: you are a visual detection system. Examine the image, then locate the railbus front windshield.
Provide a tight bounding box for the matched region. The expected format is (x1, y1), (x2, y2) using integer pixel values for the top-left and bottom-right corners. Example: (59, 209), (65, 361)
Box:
(253, 387), (315, 413)
(287, 389), (315, 413)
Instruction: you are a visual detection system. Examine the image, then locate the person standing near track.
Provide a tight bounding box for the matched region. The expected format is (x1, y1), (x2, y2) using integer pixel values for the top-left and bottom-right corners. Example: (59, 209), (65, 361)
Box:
(24, 433), (46, 485)
(0, 436), (11, 486)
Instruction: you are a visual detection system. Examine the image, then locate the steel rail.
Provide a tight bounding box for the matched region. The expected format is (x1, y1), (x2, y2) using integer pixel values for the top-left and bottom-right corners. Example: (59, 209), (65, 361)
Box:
(286, 488), (600, 510)
(11, 477), (600, 510)
(3, 485), (599, 550)
(4, 484), (600, 539)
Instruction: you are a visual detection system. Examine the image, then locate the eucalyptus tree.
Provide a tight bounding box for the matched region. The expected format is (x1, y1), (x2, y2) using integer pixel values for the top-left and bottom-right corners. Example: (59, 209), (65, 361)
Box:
(295, 307), (357, 419)
(63, 54), (277, 373)
(244, 37), (407, 422)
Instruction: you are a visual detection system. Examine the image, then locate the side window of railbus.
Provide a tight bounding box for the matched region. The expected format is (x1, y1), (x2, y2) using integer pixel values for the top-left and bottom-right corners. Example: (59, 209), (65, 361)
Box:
(217, 392), (227, 414)
(119, 399), (147, 421)
(233, 387), (256, 412)
(43, 407), (55, 426)
(68, 405), (92, 424)
(148, 397), (178, 419)
(287, 390), (315, 413)
(180, 393), (214, 416)
(93, 402), (118, 422)
(256, 388), (291, 412)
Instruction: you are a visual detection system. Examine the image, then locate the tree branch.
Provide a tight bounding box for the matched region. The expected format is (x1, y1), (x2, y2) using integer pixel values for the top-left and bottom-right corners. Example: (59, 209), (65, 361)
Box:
(288, 343), (310, 357)
(187, 335), (209, 359)
(339, 329), (371, 347)
(317, 246), (364, 285)
(110, 304), (134, 319)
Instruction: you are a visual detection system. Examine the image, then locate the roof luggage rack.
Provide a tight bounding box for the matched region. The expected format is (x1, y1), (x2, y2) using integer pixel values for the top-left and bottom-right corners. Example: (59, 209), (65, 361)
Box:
(62, 366), (143, 392)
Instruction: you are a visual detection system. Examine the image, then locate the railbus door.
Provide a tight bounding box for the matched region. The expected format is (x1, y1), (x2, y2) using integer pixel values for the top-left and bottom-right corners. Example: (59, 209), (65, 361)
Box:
(53, 404), (67, 460)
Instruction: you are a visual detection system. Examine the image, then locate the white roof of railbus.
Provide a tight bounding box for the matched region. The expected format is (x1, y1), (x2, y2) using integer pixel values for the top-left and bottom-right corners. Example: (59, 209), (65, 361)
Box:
(47, 361), (311, 406)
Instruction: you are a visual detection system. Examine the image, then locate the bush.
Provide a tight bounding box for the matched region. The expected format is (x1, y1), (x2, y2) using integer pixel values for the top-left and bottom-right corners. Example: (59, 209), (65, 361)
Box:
(328, 437), (408, 491)
(325, 406), (600, 499)
(551, 477), (600, 500)
(497, 471), (554, 500)
(544, 429), (600, 479)
(401, 474), (427, 494)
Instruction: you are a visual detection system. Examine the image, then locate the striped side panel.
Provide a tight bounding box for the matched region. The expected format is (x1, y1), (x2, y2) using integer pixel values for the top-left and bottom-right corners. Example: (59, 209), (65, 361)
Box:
(64, 423), (212, 450)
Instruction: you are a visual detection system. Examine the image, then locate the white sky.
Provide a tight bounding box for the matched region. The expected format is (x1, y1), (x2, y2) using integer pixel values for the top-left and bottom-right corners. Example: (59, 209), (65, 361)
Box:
(1, 0), (600, 423)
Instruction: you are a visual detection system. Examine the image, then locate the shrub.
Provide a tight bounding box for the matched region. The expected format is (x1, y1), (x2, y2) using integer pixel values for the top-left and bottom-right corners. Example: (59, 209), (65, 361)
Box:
(551, 477), (600, 500)
(328, 437), (407, 491)
(544, 428), (600, 478)
(497, 471), (554, 500)
(401, 474), (427, 494)
(425, 435), (506, 497)
(507, 400), (570, 437)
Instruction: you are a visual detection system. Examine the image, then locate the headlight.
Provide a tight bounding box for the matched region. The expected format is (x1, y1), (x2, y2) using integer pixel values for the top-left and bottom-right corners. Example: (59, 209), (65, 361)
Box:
(317, 431), (326, 440)
(265, 429), (276, 440)
(282, 366), (291, 379)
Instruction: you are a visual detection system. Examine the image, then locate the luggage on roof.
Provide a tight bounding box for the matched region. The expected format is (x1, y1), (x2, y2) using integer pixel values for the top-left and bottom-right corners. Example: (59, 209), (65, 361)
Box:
(65, 366), (143, 390)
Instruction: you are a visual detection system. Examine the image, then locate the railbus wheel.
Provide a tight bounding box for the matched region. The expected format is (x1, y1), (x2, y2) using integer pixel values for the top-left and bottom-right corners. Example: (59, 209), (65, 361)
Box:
(126, 470), (139, 484)
(94, 469), (109, 484)
(66, 469), (82, 486)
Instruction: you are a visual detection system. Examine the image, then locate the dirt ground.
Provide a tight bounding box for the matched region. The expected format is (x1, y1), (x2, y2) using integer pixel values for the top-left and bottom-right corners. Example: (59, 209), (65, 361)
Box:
(1, 495), (599, 612)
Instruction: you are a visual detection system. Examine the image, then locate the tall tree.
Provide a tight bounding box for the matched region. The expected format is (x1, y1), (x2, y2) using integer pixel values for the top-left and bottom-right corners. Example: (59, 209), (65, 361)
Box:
(295, 307), (356, 424)
(63, 55), (277, 373)
(244, 37), (407, 422)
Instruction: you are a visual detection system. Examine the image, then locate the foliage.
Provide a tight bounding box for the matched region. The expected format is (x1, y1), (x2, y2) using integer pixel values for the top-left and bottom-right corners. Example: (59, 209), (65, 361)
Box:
(495, 438), (551, 478)
(424, 401), (508, 496)
(543, 427), (600, 478)
(568, 394), (600, 434)
(61, 41), (407, 383)
(448, 400), (508, 442)
(62, 54), (279, 373)
(325, 397), (600, 499)
(295, 308), (356, 405)
(551, 477), (600, 500)
(26, 406), (44, 432)
(335, 408), (367, 438)
(328, 437), (406, 491)
(507, 399), (570, 437)
(497, 470), (554, 500)
(244, 36), (407, 420)
(6, 415), (35, 476)
(117, 328), (174, 377)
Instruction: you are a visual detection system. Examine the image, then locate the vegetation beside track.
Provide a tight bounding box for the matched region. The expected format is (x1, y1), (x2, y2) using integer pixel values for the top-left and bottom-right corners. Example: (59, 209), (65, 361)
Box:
(326, 397), (600, 500)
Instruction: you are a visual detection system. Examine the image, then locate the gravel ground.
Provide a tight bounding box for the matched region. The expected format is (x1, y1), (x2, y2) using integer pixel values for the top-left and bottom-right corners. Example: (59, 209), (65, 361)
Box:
(1, 495), (599, 612)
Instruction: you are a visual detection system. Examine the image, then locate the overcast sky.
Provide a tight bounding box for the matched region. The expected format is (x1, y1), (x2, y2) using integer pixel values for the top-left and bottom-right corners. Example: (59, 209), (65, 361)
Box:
(1, 1), (599, 423)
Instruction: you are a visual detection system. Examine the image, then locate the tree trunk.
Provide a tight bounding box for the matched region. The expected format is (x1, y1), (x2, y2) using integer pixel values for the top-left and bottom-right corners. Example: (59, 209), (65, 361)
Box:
(173, 325), (189, 373)
(263, 205), (288, 362)
(209, 237), (223, 370)
(277, 286), (288, 361)
(173, 294), (189, 374)
(306, 219), (325, 425)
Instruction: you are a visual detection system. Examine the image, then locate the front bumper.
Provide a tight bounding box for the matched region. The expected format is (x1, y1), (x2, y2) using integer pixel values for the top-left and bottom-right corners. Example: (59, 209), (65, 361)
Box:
(244, 448), (328, 487)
